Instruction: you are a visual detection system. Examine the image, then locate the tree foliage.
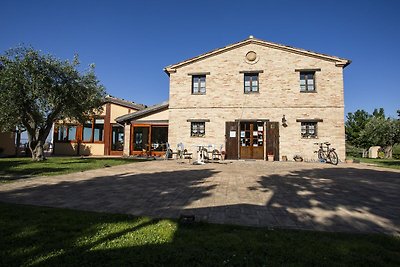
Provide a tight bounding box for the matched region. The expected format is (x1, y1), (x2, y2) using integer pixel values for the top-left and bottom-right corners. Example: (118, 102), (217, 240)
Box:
(346, 108), (400, 158)
(360, 117), (400, 158)
(345, 109), (371, 148)
(0, 46), (105, 160)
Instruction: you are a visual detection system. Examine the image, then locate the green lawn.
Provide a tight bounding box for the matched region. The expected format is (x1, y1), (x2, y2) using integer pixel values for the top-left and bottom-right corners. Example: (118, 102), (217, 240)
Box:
(0, 157), (142, 183)
(0, 203), (399, 266)
(350, 158), (400, 170)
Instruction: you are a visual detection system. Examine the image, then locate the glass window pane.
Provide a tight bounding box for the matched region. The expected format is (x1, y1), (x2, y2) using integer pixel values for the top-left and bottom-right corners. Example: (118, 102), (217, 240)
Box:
(58, 126), (68, 141)
(83, 121), (92, 142)
(151, 126), (168, 151)
(111, 125), (124, 151)
(94, 119), (104, 142)
(68, 126), (77, 141)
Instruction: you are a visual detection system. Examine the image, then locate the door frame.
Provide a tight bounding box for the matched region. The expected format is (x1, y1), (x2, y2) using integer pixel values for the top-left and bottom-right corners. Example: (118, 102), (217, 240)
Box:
(225, 119), (279, 161)
(109, 123), (124, 156)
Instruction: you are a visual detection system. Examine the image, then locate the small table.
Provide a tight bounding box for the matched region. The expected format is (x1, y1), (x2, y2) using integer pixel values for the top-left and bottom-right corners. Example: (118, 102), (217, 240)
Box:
(193, 145), (206, 165)
(193, 145), (214, 165)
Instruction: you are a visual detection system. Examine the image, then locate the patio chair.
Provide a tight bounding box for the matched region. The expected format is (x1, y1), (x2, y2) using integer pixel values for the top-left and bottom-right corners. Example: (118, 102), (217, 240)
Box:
(182, 149), (193, 163)
(212, 149), (222, 160)
(202, 147), (210, 161)
(165, 143), (179, 160)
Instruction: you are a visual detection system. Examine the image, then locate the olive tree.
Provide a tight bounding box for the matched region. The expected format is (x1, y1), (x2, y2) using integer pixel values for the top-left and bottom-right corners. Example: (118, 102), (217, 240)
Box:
(0, 46), (105, 161)
(360, 117), (400, 158)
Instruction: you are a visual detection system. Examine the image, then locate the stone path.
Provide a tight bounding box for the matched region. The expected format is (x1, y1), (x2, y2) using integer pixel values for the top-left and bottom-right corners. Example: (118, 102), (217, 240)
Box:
(0, 160), (399, 235)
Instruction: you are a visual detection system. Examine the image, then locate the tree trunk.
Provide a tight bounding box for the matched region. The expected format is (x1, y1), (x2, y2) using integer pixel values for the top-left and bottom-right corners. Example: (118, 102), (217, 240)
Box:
(15, 130), (21, 156)
(29, 140), (46, 161)
(384, 145), (393, 159)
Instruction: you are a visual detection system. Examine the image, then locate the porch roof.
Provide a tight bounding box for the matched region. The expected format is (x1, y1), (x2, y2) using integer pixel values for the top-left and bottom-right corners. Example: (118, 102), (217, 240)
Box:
(116, 101), (169, 123)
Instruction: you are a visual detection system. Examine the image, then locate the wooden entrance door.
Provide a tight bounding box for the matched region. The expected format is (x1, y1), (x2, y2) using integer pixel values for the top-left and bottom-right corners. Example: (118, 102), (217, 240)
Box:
(225, 121), (238, 159)
(266, 121), (279, 161)
(239, 121), (264, 159)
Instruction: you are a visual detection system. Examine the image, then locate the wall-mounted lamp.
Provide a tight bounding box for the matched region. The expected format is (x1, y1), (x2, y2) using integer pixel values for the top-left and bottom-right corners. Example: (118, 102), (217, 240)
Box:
(282, 115), (288, 127)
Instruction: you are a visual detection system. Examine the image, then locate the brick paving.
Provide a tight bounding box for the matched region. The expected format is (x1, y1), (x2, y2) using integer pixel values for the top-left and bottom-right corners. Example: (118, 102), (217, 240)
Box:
(0, 160), (399, 235)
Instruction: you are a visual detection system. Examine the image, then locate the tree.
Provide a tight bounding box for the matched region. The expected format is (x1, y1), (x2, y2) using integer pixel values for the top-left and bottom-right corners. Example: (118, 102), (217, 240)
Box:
(372, 107), (385, 119)
(345, 109), (371, 148)
(360, 117), (400, 158)
(0, 46), (105, 161)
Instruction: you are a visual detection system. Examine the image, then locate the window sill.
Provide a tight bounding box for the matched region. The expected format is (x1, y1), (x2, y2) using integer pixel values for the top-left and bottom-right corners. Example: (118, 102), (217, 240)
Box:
(191, 93), (206, 95)
(301, 136), (318, 139)
(190, 135), (206, 138)
(244, 91), (260, 94)
(300, 90), (317, 93)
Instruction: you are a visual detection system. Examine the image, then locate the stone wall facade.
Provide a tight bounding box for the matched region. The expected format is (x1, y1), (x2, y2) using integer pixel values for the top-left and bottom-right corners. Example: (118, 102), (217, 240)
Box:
(167, 41), (348, 161)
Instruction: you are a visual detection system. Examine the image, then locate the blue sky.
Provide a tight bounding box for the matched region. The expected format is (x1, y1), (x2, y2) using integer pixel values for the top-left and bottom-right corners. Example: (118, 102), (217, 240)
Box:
(2, 0), (399, 117)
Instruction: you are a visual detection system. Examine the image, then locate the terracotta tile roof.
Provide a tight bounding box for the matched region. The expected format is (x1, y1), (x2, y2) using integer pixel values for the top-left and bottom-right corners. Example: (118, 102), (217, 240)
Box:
(104, 95), (146, 110)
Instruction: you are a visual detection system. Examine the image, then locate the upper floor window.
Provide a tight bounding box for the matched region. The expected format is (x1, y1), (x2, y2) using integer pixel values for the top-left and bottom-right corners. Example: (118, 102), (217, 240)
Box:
(191, 122), (205, 137)
(301, 122), (317, 138)
(300, 72), (315, 92)
(244, 73), (259, 93)
(192, 75), (206, 94)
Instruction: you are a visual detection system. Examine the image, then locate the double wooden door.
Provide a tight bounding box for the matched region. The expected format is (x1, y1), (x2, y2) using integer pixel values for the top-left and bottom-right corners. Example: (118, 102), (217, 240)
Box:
(225, 121), (279, 160)
(239, 121), (264, 159)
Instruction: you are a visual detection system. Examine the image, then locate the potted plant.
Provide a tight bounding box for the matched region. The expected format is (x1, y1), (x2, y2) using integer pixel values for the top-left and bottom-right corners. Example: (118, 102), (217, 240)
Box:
(293, 154), (303, 162)
(268, 153), (274, 161)
(221, 150), (226, 160)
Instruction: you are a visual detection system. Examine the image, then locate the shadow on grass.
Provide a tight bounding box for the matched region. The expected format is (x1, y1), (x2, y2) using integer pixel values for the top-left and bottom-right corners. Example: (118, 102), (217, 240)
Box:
(0, 203), (399, 266)
(0, 157), (143, 182)
(0, 167), (69, 182)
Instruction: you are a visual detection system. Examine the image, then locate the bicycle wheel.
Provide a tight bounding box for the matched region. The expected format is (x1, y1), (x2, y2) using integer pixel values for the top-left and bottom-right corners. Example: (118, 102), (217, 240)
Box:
(328, 150), (339, 165)
(317, 150), (325, 162)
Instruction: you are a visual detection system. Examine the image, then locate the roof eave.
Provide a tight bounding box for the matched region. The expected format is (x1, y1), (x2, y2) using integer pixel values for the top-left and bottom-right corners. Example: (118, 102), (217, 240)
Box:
(116, 102), (169, 123)
(164, 37), (351, 71)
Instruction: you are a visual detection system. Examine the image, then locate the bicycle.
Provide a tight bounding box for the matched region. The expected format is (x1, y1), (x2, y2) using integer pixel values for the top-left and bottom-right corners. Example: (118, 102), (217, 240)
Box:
(314, 142), (339, 165)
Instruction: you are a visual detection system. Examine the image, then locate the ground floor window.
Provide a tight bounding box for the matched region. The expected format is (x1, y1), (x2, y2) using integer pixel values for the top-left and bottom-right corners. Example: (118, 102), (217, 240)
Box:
(56, 125), (77, 142)
(301, 122), (317, 138)
(191, 122), (205, 137)
(83, 118), (104, 142)
(151, 126), (168, 151)
(132, 125), (168, 152)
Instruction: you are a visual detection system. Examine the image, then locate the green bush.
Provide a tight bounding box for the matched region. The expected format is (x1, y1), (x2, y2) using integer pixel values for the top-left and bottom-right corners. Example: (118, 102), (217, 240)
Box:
(345, 143), (363, 158)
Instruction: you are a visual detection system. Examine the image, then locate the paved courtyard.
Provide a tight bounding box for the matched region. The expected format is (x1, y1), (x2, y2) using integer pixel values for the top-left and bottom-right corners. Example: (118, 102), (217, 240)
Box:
(0, 160), (399, 235)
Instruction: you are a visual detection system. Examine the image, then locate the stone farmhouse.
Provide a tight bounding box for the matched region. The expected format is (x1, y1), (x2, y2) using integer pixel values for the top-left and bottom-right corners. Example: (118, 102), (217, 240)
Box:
(114, 36), (351, 161)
